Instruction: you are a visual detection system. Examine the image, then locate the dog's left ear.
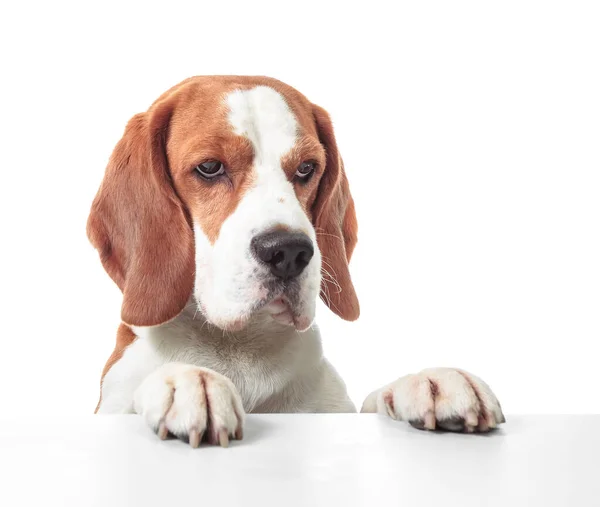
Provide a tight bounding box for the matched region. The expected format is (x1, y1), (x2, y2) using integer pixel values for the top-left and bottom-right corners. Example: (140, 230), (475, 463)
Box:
(311, 104), (360, 321)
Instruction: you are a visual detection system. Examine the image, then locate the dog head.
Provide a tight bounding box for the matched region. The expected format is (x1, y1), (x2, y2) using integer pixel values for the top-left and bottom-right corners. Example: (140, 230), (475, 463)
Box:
(87, 76), (359, 331)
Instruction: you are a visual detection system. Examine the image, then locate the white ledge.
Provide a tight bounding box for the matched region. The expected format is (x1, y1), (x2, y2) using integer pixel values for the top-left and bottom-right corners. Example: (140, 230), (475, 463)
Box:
(1, 414), (598, 506)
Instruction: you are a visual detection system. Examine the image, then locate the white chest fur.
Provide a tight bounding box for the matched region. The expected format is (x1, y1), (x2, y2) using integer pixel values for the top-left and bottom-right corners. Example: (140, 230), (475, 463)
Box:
(98, 306), (331, 414)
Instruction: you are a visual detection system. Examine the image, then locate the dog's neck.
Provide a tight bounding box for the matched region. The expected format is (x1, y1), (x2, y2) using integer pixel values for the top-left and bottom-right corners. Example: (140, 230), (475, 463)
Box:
(127, 297), (325, 414)
(143, 299), (317, 353)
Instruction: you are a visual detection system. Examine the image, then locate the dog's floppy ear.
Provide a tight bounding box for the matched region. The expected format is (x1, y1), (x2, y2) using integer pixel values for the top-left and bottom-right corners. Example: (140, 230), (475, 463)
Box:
(311, 104), (360, 321)
(87, 100), (194, 327)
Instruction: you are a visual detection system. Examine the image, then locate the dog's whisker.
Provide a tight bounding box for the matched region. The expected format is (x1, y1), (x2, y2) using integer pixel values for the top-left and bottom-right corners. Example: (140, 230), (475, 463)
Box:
(321, 269), (342, 293)
(320, 257), (339, 278)
(315, 230), (343, 242)
(320, 281), (333, 308)
(320, 266), (338, 282)
(321, 286), (342, 315)
(314, 227), (343, 242)
(320, 290), (331, 308)
(320, 265), (343, 294)
(321, 257), (343, 294)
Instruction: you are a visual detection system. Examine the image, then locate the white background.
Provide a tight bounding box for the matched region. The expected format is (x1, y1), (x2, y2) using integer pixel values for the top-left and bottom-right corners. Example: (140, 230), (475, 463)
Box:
(0, 1), (598, 416)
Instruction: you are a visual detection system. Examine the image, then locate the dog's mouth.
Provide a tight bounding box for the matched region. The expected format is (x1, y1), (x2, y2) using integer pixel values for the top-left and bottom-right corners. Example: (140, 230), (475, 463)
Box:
(253, 279), (313, 331)
(264, 296), (295, 326)
(200, 278), (314, 333)
(265, 296), (313, 331)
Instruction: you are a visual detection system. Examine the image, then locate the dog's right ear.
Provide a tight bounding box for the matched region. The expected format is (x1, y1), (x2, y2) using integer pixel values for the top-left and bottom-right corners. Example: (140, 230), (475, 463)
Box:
(311, 104), (360, 321)
(87, 100), (194, 327)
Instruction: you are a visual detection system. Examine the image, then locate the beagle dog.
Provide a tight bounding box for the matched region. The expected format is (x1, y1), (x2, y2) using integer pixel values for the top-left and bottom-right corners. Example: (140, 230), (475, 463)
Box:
(88, 76), (504, 447)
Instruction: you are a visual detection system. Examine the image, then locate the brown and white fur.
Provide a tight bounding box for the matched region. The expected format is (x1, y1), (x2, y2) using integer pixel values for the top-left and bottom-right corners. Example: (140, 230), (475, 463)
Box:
(88, 76), (504, 447)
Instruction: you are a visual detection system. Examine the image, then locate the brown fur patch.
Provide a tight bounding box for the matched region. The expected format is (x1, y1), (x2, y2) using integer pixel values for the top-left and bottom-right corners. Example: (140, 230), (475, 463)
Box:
(95, 324), (137, 413)
(311, 104), (360, 320)
(86, 101), (195, 327)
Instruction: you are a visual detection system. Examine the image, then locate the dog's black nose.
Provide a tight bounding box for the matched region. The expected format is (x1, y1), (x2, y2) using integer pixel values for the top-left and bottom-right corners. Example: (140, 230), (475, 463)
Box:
(251, 231), (314, 280)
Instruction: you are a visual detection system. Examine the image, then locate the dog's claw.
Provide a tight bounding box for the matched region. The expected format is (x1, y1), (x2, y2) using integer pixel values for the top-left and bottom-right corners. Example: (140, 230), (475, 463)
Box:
(218, 428), (229, 447)
(189, 428), (201, 448)
(465, 409), (479, 431)
(157, 421), (168, 440)
(235, 425), (243, 440)
(424, 410), (436, 430)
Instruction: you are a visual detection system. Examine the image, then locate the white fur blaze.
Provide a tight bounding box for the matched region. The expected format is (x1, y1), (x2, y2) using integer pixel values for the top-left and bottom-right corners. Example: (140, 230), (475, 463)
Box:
(192, 86), (321, 330)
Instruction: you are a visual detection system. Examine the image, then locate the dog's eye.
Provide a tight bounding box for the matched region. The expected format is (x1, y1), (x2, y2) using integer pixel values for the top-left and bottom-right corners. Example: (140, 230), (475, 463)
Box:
(195, 160), (225, 179)
(296, 161), (316, 179)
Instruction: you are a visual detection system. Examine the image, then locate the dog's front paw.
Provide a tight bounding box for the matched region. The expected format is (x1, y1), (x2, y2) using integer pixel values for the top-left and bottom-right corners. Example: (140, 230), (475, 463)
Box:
(133, 362), (244, 447)
(361, 368), (505, 433)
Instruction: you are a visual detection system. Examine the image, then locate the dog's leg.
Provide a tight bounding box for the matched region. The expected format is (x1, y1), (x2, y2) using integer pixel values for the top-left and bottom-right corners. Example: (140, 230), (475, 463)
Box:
(133, 362), (245, 447)
(361, 368), (505, 433)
